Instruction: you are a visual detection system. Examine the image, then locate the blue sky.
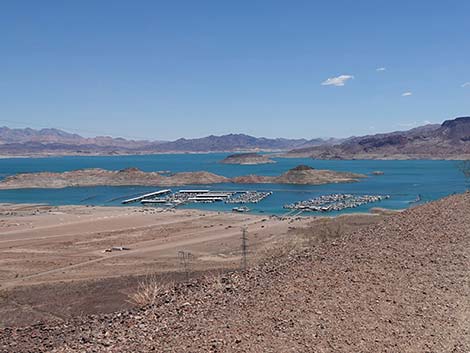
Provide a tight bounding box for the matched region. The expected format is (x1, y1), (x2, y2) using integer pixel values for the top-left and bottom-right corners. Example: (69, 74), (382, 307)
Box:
(1, 1), (469, 140)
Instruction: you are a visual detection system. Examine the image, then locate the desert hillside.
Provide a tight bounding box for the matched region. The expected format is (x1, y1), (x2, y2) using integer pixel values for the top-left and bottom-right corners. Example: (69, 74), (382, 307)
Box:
(2, 193), (469, 352)
(286, 116), (470, 159)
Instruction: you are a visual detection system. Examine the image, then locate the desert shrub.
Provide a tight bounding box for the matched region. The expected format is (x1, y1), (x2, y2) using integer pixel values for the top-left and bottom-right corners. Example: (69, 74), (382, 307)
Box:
(128, 275), (173, 307)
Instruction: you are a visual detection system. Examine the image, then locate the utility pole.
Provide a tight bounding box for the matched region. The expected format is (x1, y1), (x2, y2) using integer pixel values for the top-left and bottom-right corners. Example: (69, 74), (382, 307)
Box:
(178, 250), (193, 282)
(241, 226), (248, 271)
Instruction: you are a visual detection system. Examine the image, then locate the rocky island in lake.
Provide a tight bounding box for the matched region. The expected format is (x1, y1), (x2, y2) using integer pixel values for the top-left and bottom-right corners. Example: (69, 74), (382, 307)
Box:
(232, 165), (366, 185)
(0, 168), (230, 189)
(0, 165), (366, 189)
(220, 152), (276, 165)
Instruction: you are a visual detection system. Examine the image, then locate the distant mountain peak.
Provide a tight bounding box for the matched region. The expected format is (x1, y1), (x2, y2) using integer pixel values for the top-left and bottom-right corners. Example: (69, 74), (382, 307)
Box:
(286, 116), (470, 159)
(441, 116), (470, 127)
(0, 126), (336, 155)
(437, 116), (470, 141)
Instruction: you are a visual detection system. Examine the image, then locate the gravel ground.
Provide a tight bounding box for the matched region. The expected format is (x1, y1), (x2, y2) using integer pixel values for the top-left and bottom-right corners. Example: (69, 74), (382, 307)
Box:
(1, 193), (470, 352)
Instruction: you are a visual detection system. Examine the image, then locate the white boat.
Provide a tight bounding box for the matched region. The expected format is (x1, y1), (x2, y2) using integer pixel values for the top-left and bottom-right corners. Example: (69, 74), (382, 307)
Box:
(232, 206), (250, 213)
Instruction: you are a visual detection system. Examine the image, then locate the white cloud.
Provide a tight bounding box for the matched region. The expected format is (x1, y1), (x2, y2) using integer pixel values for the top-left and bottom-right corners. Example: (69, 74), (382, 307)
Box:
(401, 91), (413, 97)
(376, 67), (386, 72)
(462, 82), (470, 88)
(321, 74), (354, 87)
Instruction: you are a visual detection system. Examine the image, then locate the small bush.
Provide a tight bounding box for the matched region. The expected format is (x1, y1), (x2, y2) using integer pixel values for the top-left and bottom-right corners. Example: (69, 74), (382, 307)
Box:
(129, 275), (173, 307)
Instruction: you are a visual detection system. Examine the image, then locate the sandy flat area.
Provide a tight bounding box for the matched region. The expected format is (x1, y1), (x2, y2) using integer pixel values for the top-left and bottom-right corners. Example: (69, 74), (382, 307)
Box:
(0, 203), (317, 326)
(0, 203), (386, 327)
(0, 204), (300, 288)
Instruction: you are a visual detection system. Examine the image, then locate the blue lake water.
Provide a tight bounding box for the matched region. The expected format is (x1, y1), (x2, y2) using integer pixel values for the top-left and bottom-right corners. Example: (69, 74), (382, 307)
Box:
(0, 154), (466, 215)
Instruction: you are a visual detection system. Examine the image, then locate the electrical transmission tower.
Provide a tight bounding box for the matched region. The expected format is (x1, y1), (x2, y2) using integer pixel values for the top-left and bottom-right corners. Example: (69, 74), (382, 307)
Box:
(241, 226), (248, 270)
(178, 250), (194, 281)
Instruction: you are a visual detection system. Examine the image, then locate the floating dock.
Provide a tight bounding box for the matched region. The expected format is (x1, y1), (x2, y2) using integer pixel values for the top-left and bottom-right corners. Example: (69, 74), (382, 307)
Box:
(121, 189), (171, 204)
(140, 198), (168, 204)
(127, 189), (272, 208)
(188, 196), (225, 202)
(284, 194), (390, 212)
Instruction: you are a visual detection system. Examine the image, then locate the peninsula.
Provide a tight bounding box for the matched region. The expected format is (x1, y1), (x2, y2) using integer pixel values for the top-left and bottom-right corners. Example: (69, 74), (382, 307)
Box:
(0, 165), (366, 189)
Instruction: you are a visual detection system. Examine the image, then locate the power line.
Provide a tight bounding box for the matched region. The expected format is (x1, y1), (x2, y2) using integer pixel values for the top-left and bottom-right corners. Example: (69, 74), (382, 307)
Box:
(241, 226), (248, 271)
(178, 250), (194, 282)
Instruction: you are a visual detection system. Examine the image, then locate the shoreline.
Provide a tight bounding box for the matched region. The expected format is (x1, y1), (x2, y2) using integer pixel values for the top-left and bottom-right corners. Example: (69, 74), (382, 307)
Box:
(0, 201), (404, 218)
(1, 151), (469, 161)
(0, 150), (286, 159)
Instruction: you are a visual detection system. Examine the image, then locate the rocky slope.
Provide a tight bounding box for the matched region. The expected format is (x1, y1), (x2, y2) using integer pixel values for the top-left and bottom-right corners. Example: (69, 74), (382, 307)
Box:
(220, 153), (276, 165)
(0, 165), (365, 189)
(285, 116), (470, 159)
(1, 193), (469, 352)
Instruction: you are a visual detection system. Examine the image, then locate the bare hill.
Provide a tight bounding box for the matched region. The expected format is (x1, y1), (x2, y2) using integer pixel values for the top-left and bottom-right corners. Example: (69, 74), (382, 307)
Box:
(1, 193), (469, 352)
(285, 116), (470, 159)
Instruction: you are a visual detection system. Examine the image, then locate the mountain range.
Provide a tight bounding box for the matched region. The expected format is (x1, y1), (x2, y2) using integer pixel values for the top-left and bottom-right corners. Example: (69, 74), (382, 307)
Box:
(284, 116), (470, 159)
(0, 127), (339, 155)
(2, 116), (470, 158)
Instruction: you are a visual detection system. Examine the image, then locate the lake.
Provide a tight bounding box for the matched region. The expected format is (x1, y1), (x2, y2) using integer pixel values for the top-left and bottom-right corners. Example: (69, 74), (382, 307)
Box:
(0, 154), (466, 215)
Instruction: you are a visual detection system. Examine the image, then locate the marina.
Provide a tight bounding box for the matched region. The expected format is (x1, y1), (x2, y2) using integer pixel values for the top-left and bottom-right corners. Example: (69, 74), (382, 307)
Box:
(121, 189), (171, 204)
(122, 189), (387, 214)
(131, 189), (272, 208)
(225, 191), (273, 204)
(284, 193), (390, 213)
(165, 190), (234, 205)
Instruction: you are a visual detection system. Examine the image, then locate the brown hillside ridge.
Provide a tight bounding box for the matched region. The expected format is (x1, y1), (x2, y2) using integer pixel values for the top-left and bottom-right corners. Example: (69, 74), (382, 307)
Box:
(2, 193), (469, 352)
(284, 116), (470, 159)
(0, 165), (365, 189)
